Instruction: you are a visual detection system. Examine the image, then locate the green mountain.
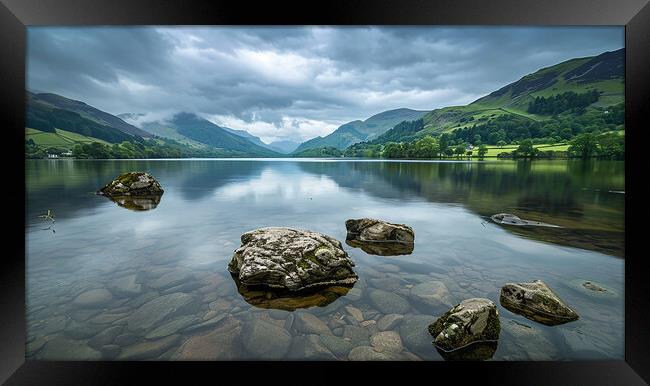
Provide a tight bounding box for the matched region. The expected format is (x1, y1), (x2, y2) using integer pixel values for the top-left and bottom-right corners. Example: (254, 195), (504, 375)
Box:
(418, 48), (624, 135)
(293, 108), (429, 153)
(27, 93), (137, 144)
(163, 113), (279, 156)
(28, 92), (152, 138)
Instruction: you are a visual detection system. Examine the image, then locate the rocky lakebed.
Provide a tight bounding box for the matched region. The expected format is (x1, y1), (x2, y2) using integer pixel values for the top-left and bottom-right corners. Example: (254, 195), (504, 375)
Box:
(26, 164), (625, 361)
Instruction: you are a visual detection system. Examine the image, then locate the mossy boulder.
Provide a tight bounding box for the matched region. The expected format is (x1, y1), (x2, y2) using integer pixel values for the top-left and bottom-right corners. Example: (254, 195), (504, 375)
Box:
(228, 227), (358, 292)
(98, 172), (164, 196)
(428, 298), (500, 354)
(345, 218), (414, 256)
(500, 280), (579, 326)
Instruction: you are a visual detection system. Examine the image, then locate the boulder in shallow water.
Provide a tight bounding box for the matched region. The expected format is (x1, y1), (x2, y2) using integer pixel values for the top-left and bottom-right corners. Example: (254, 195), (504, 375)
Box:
(428, 298), (500, 358)
(345, 218), (414, 256)
(227, 227), (358, 292)
(98, 172), (164, 196)
(500, 280), (579, 326)
(490, 213), (560, 228)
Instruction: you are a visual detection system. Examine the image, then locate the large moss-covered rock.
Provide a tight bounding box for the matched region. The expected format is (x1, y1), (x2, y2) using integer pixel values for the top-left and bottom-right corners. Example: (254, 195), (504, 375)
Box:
(228, 227), (358, 292)
(428, 298), (500, 354)
(345, 218), (414, 256)
(98, 172), (164, 196)
(500, 280), (579, 326)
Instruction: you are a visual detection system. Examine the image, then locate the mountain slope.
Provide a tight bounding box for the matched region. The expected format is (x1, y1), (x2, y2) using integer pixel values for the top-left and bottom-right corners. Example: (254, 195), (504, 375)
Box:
(267, 140), (300, 154)
(420, 48), (624, 135)
(293, 108), (429, 153)
(221, 127), (270, 149)
(28, 92), (152, 138)
(166, 113), (279, 156)
(26, 93), (137, 144)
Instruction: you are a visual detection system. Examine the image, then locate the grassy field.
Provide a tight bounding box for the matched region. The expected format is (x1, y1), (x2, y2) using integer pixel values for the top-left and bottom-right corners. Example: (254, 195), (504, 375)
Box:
(481, 143), (570, 157)
(26, 128), (110, 147)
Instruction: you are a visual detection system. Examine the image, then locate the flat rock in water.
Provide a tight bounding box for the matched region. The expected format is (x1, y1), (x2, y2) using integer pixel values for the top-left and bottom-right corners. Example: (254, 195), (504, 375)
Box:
(409, 281), (453, 310)
(182, 314), (226, 333)
(348, 346), (393, 361)
(117, 335), (181, 360)
(286, 334), (336, 360)
(368, 289), (410, 314)
(174, 316), (243, 360)
(228, 227), (358, 292)
(293, 313), (332, 335)
(428, 298), (500, 353)
(149, 271), (190, 290)
(377, 314), (404, 331)
(399, 315), (436, 355)
(343, 325), (371, 346)
(125, 293), (200, 332)
(109, 274), (142, 297)
(319, 334), (353, 357)
(490, 213), (560, 228)
(146, 315), (199, 339)
(241, 318), (292, 359)
(72, 289), (113, 308)
(88, 325), (124, 349)
(37, 336), (101, 360)
(500, 280), (579, 326)
(370, 331), (404, 354)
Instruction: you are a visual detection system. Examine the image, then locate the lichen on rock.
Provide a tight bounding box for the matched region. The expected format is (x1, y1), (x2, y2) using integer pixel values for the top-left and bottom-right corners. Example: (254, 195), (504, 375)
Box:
(97, 172), (164, 197)
(428, 298), (500, 359)
(227, 227), (358, 292)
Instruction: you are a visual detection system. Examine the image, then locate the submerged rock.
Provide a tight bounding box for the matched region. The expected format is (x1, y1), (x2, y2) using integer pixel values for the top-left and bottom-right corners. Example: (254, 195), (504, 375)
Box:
(500, 280), (579, 326)
(564, 278), (619, 299)
(228, 227), (358, 292)
(72, 288), (113, 308)
(98, 172), (164, 196)
(490, 213), (560, 228)
(241, 318), (292, 359)
(428, 298), (500, 360)
(345, 218), (414, 256)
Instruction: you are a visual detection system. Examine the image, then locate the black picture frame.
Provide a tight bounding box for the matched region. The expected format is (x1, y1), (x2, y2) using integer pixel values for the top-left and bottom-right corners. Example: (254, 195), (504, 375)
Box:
(1, 0), (648, 384)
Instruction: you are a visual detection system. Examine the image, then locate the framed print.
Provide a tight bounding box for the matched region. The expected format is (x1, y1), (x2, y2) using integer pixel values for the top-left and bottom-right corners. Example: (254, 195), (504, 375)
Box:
(1, 0), (648, 384)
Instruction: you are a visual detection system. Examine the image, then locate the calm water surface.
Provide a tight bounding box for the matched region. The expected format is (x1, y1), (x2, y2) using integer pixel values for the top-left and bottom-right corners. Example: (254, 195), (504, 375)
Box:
(26, 159), (625, 360)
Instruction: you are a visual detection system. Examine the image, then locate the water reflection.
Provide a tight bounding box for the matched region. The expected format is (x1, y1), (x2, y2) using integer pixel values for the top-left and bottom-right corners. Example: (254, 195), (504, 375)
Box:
(25, 159), (625, 361)
(232, 278), (352, 311)
(102, 194), (163, 211)
(345, 239), (414, 256)
(435, 341), (498, 361)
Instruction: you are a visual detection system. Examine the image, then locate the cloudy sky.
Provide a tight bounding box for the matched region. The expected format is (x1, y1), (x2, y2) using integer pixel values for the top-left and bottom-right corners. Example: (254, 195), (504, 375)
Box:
(27, 26), (623, 143)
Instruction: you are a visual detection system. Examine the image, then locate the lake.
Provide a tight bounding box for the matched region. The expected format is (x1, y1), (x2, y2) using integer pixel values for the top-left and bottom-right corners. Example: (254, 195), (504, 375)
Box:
(25, 158), (625, 360)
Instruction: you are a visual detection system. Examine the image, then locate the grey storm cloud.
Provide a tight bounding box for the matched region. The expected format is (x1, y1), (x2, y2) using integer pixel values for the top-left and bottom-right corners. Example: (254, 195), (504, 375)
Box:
(27, 26), (623, 142)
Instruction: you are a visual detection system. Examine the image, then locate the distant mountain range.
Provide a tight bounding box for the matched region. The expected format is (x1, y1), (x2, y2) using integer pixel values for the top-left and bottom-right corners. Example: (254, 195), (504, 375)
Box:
(25, 48), (624, 158)
(292, 108), (429, 154)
